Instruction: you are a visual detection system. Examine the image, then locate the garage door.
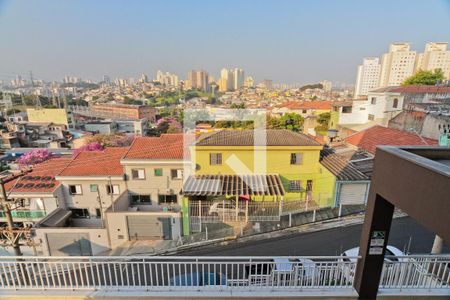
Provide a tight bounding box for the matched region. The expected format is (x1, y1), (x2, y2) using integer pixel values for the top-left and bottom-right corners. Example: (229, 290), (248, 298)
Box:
(339, 183), (368, 205)
(46, 233), (92, 256)
(127, 216), (172, 240)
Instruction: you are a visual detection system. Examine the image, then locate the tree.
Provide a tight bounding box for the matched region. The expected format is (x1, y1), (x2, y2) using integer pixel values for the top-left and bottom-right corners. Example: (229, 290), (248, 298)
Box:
(156, 117), (182, 134)
(402, 69), (444, 86)
(17, 149), (53, 166)
(315, 112), (331, 132)
(72, 141), (104, 157)
(85, 134), (134, 147)
(279, 113), (304, 132)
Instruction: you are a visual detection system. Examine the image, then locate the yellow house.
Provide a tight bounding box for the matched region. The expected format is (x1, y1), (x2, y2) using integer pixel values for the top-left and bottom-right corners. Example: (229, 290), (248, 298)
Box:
(186, 129), (335, 207)
(27, 108), (69, 126)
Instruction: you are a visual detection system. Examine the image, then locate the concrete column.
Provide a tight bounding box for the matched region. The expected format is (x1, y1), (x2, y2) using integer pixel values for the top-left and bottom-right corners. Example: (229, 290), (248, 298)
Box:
(354, 194), (394, 299)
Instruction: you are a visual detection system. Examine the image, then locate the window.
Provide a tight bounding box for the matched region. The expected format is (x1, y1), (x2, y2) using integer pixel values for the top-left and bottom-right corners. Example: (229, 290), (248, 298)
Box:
(342, 106), (352, 113)
(171, 169), (183, 180)
(154, 168), (163, 176)
(158, 194), (177, 204)
(371, 97), (377, 105)
(90, 184), (98, 192)
(132, 169), (145, 180)
(210, 153), (222, 165)
(70, 208), (89, 218)
(95, 208), (101, 218)
(289, 180), (302, 192)
(290, 153), (302, 165)
(302, 109), (307, 114)
(393, 98), (399, 108)
(368, 114), (375, 121)
(69, 185), (82, 195)
(130, 194), (151, 204)
(306, 180), (313, 192)
(106, 184), (120, 195)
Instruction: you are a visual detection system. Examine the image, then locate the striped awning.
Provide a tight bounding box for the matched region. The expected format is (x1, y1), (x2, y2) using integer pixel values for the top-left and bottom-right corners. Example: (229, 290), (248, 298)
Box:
(183, 174), (285, 196)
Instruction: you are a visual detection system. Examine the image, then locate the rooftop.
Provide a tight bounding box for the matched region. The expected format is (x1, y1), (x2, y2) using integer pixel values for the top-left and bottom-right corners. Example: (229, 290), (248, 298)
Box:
(196, 129), (321, 147)
(5, 157), (72, 193)
(320, 153), (369, 181)
(344, 125), (438, 154)
(57, 147), (128, 177)
(279, 100), (333, 110)
(122, 134), (184, 160)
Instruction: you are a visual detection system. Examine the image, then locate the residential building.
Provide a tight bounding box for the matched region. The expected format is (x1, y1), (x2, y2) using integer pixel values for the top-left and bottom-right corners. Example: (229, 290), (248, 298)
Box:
(416, 42), (450, 79)
(261, 79), (273, 90)
(343, 125), (438, 155)
(354, 57), (381, 98)
(320, 80), (333, 93)
(186, 70), (209, 92)
(156, 70), (179, 87)
(89, 103), (156, 122)
(26, 108), (69, 127)
(3, 157), (71, 228)
(219, 68), (233, 92)
(244, 76), (254, 88)
(379, 43), (417, 87)
(233, 68), (245, 90)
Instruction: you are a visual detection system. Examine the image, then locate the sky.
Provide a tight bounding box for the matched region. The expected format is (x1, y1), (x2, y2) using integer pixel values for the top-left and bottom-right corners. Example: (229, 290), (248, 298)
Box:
(1, 0), (450, 85)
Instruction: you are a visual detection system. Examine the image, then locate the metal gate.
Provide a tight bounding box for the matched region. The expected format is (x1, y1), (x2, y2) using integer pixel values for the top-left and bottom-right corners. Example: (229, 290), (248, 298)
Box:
(127, 216), (171, 240)
(46, 233), (92, 256)
(339, 183), (368, 205)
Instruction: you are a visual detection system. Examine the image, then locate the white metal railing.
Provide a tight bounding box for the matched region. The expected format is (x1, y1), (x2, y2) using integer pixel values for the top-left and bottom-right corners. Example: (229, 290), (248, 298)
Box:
(0, 255), (448, 293)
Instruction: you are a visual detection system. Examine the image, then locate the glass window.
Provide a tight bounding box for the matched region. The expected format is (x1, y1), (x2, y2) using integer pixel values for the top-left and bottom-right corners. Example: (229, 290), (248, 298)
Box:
(106, 185), (120, 195)
(368, 114), (375, 121)
(69, 185), (82, 195)
(158, 194), (177, 204)
(289, 180), (302, 192)
(95, 208), (101, 218)
(90, 184), (98, 192)
(393, 98), (399, 108)
(132, 169), (145, 180)
(290, 153), (302, 165)
(171, 169), (183, 179)
(371, 97), (377, 105)
(342, 106), (352, 113)
(154, 168), (163, 176)
(130, 194), (151, 204)
(209, 153), (222, 165)
(70, 208), (89, 218)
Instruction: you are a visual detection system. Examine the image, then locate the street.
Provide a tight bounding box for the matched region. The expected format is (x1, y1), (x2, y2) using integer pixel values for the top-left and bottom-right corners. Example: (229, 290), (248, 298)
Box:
(177, 216), (450, 256)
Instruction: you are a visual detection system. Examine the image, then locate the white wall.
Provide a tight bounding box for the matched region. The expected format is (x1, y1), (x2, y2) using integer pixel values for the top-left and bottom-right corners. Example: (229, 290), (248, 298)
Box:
(106, 211), (182, 248)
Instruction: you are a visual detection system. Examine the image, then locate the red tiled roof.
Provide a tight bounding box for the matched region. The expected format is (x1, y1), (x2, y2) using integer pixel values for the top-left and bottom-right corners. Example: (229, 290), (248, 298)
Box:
(5, 158), (72, 193)
(58, 147), (128, 177)
(280, 101), (333, 110)
(123, 134), (184, 160)
(344, 126), (438, 154)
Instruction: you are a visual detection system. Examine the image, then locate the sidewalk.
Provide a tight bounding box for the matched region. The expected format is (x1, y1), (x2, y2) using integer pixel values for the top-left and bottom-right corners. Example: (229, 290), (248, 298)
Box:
(108, 210), (407, 256)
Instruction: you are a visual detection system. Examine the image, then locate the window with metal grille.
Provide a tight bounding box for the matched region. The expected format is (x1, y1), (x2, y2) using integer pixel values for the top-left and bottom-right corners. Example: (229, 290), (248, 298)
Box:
(289, 180), (302, 191)
(154, 168), (163, 176)
(290, 153), (302, 165)
(171, 169), (183, 180)
(69, 185), (82, 195)
(210, 153), (222, 165)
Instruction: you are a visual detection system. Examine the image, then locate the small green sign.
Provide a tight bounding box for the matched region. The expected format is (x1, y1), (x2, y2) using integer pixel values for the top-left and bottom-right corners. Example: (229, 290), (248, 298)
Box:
(372, 231), (385, 239)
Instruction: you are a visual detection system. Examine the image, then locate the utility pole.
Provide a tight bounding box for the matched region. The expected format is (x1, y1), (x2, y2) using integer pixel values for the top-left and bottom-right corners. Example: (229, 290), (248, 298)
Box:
(0, 170), (33, 256)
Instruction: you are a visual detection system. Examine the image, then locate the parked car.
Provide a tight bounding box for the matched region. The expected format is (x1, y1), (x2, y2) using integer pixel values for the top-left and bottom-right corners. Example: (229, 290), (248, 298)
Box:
(170, 272), (227, 286)
(208, 201), (246, 217)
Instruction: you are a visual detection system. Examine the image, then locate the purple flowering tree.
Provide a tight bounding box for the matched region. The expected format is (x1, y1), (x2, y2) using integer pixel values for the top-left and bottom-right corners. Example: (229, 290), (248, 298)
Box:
(156, 117), (182, 134)
(17, 149), (53, 166)
(72, 141), (104, 157)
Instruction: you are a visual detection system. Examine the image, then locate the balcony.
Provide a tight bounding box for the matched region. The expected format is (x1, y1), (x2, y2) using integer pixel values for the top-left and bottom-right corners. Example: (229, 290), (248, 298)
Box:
(0, 210), (46, 220)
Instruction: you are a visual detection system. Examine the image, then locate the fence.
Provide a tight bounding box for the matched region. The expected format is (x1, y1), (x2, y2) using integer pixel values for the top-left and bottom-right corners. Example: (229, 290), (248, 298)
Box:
(0, 255), (448, 293)
(0, 210), (46, 219)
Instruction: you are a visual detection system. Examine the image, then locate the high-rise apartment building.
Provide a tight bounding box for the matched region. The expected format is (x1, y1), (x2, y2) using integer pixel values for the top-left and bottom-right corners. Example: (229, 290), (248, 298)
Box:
(379, 43), (416, 87)
(354, 58), (381, 97)
(219, 68), (232, 92)
(156, 70), (179, 87)
(320, 80), (333, 93)
(416, 42), (450, 79)
(187, 70), (209, 91)
(233, 68), (245, 90)
(244, 76), (254, 88)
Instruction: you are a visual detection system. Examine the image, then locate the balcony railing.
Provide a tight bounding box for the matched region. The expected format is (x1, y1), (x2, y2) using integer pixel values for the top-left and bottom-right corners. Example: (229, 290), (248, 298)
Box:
(0, 255), (448, 294)
(0, 210), (46, 219)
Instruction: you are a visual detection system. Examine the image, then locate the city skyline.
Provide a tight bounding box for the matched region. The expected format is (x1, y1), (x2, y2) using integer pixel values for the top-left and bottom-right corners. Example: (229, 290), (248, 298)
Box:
(1, 0), (450, 85)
